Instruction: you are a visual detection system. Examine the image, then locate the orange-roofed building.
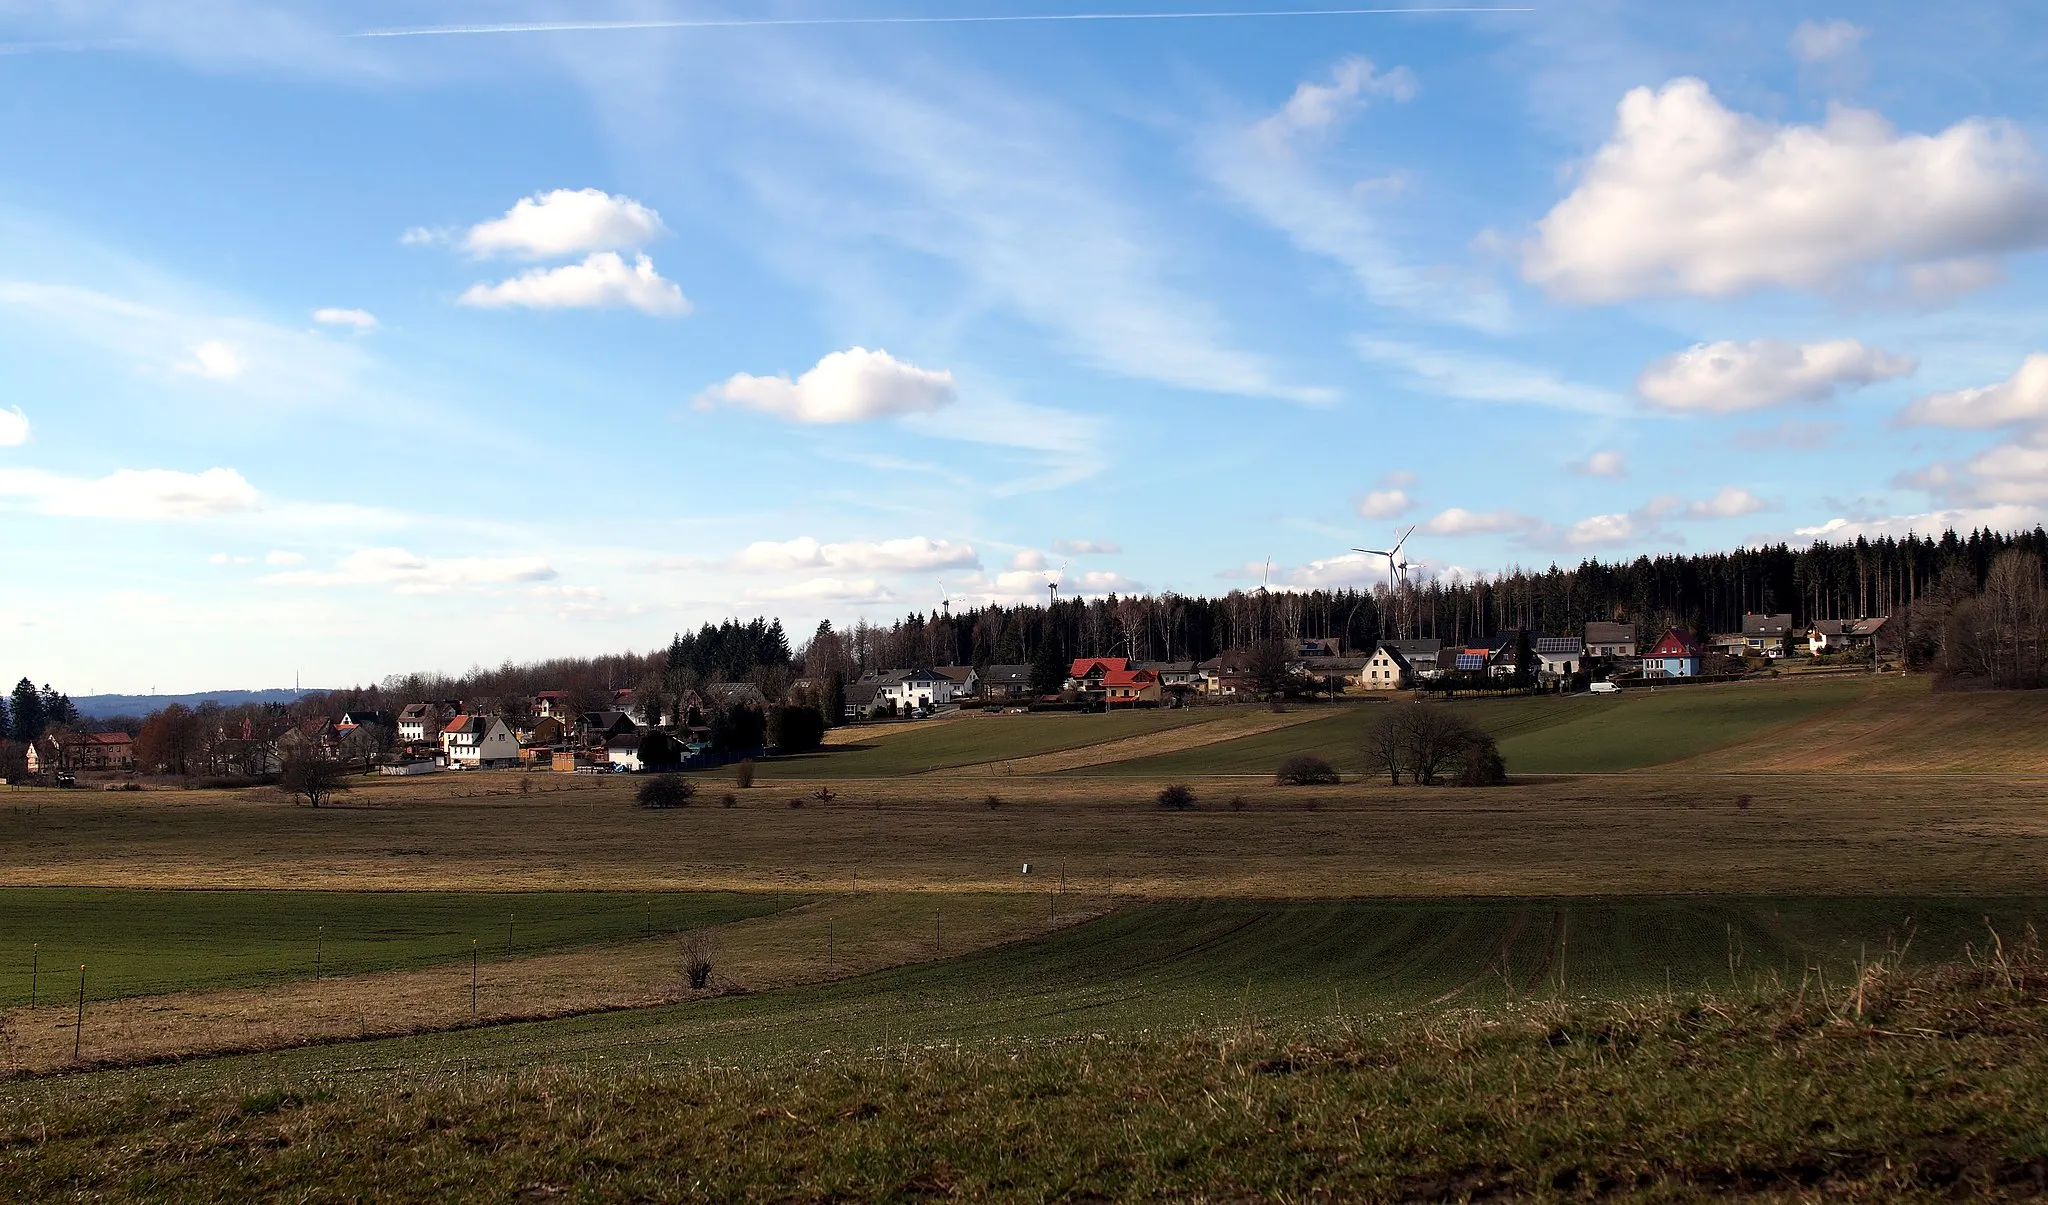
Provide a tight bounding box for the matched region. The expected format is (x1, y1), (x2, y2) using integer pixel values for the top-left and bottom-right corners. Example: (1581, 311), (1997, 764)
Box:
(1100, 667), (1160, 707)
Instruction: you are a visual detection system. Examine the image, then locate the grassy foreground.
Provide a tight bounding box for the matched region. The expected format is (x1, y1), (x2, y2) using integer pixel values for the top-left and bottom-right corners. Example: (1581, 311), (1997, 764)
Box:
(0, 890), (792, 1003)
(7, 950), (2047, 1199)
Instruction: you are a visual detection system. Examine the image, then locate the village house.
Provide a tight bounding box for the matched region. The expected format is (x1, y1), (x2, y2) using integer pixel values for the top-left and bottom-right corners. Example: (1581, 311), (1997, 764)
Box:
(440, 714), (520, 769)
(1101, 667), (1160, 706)
(1534, 636), (1585, 680)
(1809, 616), (1890, 654)
(396, 702), (446, 744)
(578, 711), (639, 746)
(533, 691), (568, 720)
(879, 668), (956, 711)
(1584, 622), (1638, 659)
(933, 666), (981, 697)
(1741, 613), (1795, 658)
(1642, 629), (1703, 679)
(1383, 639), (1445, 679)
(26, 732), (133, 774)
(976, 664), (1033, 700)
(1067, 657), (1130, 696)
(1359, 643), (1414, 690)
(843, 673), (886, 719)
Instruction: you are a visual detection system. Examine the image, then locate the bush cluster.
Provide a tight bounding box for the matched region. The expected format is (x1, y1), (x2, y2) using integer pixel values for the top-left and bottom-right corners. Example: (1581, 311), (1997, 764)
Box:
(1274, 755), (1340, 786)
(635, 775), (696, 809)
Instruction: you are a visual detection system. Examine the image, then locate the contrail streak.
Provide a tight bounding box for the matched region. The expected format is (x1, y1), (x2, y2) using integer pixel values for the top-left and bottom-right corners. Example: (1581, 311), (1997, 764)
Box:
(354, 8), (1533, 38)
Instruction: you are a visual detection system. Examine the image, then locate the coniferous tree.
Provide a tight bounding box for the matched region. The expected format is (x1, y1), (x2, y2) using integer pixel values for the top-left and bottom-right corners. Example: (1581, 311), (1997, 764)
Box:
(10, 679), (44, 743)
(1028, 633), (1066, 697)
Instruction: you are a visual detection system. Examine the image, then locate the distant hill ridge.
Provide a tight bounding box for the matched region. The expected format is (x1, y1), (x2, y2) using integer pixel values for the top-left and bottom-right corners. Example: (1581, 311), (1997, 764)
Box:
(71, 689), (325, 719)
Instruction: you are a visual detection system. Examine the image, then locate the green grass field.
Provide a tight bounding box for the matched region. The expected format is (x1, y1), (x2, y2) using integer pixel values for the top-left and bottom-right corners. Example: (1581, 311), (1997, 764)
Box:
(40, 893), (2040, 1096)
(1076, 679), (1870, 776)
(750, 709), (1212, 777)
(0, 890), (795, 1004)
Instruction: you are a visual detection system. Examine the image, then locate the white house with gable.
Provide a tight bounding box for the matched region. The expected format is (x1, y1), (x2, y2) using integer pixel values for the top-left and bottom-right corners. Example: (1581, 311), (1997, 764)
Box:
(440, 715), (519, 769)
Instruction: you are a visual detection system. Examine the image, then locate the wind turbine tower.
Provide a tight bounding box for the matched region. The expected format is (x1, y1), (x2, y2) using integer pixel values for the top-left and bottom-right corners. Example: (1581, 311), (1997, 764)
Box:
(1354, 525), (1416, 639)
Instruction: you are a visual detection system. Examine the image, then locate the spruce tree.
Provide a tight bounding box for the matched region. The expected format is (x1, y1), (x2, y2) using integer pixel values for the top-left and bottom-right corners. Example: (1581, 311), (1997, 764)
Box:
(10, 679), (44, 742)
(1029, 635), (1066, 697)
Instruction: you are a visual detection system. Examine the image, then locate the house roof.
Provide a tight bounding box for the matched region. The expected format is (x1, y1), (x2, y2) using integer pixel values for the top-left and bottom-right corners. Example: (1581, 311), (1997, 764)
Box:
(844, 681), (882, 704)
(1534, 637), (1584, 654)
(981, 664), (1031, 683)
(896, 668), (945, 684)
(1584, 622), (1636, 644)
(535, 691), (564, 700)
(1069, 657), (1129, 678)
(1742, 613), (1794, 637)
(1647, 629), (1702, 657)
(1301, 656), (1368, 672)
(1372, 643), (1412, 670)
(1384, 639), (1442, 655)
(442, 714), (475, 734)
(1811, 616), (1890, 637)
(932, 666), (978, 684)
(398, 703), (437, 722)
(1101, 668), (1158, 687)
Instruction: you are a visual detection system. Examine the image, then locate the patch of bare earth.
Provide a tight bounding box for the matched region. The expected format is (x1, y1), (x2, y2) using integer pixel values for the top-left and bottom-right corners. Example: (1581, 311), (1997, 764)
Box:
(946, 709), (1327, 776)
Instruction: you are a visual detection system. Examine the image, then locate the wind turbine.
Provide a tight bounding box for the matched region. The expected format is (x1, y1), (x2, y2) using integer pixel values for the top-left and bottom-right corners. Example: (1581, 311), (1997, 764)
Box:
(1047, 560), (1067, 609)
(937, 579), (950, 620)
(1354, 525), (1416, 638)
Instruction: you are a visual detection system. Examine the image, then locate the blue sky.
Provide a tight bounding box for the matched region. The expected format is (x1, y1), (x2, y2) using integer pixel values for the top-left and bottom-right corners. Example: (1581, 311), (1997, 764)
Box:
(4, 1), (2048, 692)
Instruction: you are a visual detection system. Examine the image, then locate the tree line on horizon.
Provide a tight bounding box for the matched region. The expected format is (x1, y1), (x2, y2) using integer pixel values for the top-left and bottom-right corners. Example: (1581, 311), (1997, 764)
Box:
(23, 528), (2046, 749)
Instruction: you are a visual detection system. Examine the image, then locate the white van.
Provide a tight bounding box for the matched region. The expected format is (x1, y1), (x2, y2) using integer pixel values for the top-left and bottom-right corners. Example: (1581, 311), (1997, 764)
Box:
(1589, 680), (1620, 694)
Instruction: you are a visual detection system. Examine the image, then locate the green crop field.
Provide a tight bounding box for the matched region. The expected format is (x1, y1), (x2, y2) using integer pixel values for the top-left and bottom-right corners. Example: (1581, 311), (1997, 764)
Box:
(744, 708), (1212, 777)
(39, 893), (2041, 1097)
(1085, 678), (1869, 776)
(0, 890), (794, 1004)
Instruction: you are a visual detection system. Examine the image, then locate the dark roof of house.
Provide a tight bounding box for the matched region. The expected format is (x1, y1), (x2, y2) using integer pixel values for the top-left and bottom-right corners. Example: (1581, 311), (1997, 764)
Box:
(844, 681), (883, 704)
(1585, 622), (1637, 644)
(581, 710), (634, 730)
(1811, 616), (1890, 637)
(1301, 656), (1369, 672)
(1534, 637), (1584, 654)
(981, 664), (1031, 683)
(1372, 644), (1412, 670)
(1742, 613), (1794, 636)
(932, 666), (978, 684)
(398, 703), (438, 722)
(1383, 639), (1442, 659)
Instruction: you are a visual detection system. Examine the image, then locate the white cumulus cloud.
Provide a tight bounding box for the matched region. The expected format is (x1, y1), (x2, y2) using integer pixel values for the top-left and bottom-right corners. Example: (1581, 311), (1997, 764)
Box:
(1421, 507), (1538, 537)
(1637, 338), (1915, 413)
(1790, 18), (1867, 64)
(178, 339), (246, 380)
(1900, 353), (2048, 428)
(1564, 512), (1638, 546)
(742, 577), (894, 604)
(0, 406), (29, 447)
(312, 307), (378, 330)
(1524, 78), (2048, 302)
(0, 466), (259, 519)
(729, 536), (979, 574)
(703, 347), (956, 424)
(1051, 538), (1121, 555)
(1687, 486), (1770, 518)
(262, 547), (557, 593)
(461, 188), (669, 259)
(1571, 450), (1627, 478)
(458, 252), (689, 315)
(1357, 489), (1412, 519)
(1010, 549), (1048, 571)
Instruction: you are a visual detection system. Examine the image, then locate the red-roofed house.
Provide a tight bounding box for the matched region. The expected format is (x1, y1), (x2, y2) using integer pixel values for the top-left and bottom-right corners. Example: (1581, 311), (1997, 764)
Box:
(1101, 667), (1160, 707)
(1067, 658), (1129, 695)
(1642, 629), (1702, 679)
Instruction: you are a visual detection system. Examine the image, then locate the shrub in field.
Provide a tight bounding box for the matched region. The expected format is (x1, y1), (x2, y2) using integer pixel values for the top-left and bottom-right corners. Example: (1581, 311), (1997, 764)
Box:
(682, 931), (714, 991)
(985, 794), (1004, 810)
(1275, 754), (1340, 786)
(1229, 795), (1248, 811)
(735, 759), (756, 789)
(1157, 783), (1197, 810)
(279, 749), (350, 808)
(1454, 735), (1506, 787)
(787, 797), (805, 809)
(635, 774), (695, 809)
(719, 792), (738, 808)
